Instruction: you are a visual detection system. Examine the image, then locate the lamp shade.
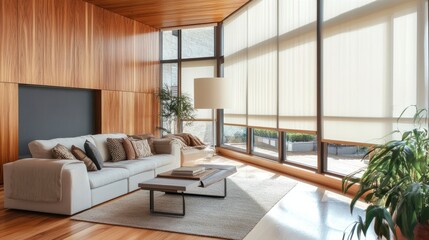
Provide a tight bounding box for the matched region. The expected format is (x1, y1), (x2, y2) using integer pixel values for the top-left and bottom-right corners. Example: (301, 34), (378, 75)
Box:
(194, 77), (231, 109)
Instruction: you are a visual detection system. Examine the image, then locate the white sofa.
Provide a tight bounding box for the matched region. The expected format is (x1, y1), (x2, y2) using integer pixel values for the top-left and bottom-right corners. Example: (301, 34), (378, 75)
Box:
(3, 133), (181, 215)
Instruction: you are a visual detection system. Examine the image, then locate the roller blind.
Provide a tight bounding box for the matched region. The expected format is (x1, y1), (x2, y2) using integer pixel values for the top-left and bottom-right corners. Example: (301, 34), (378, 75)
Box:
(247, 0), (278, 129)
(278, 0), (317, 132)
(224, 0), (317, 130)
(224, 9), (248, 126)
(322, 0), (428, 144)
(223, 0), (427, 144)
(181, 60), (216, 119)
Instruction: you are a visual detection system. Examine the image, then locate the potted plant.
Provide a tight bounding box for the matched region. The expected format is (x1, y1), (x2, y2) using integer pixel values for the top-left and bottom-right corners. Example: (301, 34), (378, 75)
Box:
(342, 107), (429, 240)
(158, 85), (196, 134)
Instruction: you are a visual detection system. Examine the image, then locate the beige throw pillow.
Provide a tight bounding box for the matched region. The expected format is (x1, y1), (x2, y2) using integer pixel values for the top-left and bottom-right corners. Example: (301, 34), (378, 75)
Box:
(131, 139), (153, 158)
(52, 144), (75, 160)
(128, 134), (155, 153)
(122, 138), (136, 160)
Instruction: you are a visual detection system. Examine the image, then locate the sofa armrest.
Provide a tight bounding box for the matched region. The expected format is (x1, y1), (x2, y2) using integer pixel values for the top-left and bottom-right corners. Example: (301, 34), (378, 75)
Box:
(3, 160), (92, 215)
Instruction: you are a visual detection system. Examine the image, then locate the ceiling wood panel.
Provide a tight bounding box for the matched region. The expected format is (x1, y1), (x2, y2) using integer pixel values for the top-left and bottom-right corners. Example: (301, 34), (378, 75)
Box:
(85, 0), (251, 29)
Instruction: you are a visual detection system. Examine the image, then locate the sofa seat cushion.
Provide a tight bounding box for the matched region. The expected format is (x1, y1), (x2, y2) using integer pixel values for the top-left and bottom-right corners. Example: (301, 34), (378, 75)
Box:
(87, 168), (129, 189)
(139, 154), (174, 168)
(103, 159), (156, 176)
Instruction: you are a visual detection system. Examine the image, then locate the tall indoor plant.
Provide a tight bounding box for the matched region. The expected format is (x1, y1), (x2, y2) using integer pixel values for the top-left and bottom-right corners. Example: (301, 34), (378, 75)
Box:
(342, 107), (429, 240)
(158, 85), (196, 134)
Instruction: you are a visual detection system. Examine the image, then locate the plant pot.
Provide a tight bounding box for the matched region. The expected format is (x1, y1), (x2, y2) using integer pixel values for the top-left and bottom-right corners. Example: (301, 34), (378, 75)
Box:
(396, 223), (429, 240)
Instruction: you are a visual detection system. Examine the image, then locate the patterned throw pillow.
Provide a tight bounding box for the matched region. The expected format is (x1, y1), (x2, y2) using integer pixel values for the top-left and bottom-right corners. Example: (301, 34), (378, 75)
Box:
(71, 145), (98, 171)
(122, 138), (136, 160)
(128, 134), (155, 153)
(131, 139), (153, 158)
(52, 144), (75, 160)
(106, 138), (127, 162)
(84, 140), (103, 170)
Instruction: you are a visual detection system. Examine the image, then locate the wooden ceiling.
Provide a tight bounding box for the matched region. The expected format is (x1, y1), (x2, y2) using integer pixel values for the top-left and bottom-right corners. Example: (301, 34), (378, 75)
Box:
(85, 0), (251, 29)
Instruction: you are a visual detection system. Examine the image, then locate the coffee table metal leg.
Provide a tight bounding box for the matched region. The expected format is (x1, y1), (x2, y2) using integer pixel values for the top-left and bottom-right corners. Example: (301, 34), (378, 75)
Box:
(149, 190), (185, 217)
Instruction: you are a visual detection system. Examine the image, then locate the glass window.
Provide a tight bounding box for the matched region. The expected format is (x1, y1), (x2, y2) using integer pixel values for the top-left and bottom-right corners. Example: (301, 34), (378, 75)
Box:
(322, 0), (426, 144)
(161, 63), (178, 95)
(326, 143), (369, 176)
(222, 125), (247, 152)
(252, 129), (279, 159)
(161, 63), (178, 134)
(182, 121), (214, 145)
(284, 132), (317, 168)
(182, 27), (215, 59)
(181, 60), (216, 119)
(162, 30), (178, 60)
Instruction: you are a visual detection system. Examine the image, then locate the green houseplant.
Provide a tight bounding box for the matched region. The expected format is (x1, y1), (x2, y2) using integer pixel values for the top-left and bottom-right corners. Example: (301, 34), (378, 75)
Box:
(342, 107), (429, 240)
(158, 85), (196, 134)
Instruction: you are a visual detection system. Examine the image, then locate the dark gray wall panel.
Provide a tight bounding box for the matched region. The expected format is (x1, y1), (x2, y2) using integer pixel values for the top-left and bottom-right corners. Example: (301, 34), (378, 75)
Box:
(19, 85), (96, 158)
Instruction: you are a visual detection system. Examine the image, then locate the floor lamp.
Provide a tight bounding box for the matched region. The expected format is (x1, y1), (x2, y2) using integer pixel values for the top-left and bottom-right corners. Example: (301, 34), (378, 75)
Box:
(194, 77), (231, 149)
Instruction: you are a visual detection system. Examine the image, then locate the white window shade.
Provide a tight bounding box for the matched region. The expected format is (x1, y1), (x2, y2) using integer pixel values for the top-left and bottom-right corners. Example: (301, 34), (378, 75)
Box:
(224, 9), (248, 126)
(181, 60), (216, 119)
(278, 0), (317, 132)
(247, 0), (278, 129)
(322, 0), (428, 144)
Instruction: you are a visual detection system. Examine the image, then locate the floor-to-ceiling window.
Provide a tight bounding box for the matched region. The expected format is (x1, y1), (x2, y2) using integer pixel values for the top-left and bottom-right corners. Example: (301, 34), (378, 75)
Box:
(160, 26), (218, 145)
(221, 0), (428, 176)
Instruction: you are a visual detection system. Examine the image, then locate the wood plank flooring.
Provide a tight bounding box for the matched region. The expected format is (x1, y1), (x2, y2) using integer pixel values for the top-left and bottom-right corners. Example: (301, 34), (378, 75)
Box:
(0, 156), (365, 240)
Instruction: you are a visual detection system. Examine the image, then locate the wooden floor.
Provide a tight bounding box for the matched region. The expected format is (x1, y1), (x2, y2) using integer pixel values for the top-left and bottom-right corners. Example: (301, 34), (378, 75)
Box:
(0, 156), (366, 240)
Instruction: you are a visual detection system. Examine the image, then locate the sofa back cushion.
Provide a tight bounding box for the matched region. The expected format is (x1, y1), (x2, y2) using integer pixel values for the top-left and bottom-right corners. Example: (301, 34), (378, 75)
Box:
(28, 135), (95, 159)
(90, 133), (127, 162)
(152, 138), (173, 154)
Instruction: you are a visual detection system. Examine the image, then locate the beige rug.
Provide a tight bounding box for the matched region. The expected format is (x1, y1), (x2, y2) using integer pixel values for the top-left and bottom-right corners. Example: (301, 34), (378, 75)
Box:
(72, 177), (297, 240)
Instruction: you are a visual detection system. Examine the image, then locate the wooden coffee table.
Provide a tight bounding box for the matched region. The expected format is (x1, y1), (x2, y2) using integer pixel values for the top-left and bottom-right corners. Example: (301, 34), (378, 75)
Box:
(138, 164), (237, 217)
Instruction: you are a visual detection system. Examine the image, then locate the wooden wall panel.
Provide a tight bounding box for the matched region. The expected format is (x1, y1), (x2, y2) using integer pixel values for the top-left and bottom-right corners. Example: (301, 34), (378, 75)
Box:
(134, 22), (159, 93)
(101, 91), (159, 135)
(120, 17), (135, 92)
(44, 0), (76, 87)
(18, 0), (159, 92)
(122, 92), (136, 134)
(18, 0), (45, 85)
(0, 0), (18, 83)
(102, 11), (135, 91)
(101, 91), (121, 133)
(139, 93), (160, 135)
(75, 1), (104, 89)
(0, 83), (19, 185)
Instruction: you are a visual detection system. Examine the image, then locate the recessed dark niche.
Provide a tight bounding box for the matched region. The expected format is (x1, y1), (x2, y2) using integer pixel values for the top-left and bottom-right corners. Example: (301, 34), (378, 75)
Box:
(18, 85), (97, 158)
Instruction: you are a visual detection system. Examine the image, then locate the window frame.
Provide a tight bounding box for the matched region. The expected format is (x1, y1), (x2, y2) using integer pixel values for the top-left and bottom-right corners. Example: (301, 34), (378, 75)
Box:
(160, 25), (219, 133)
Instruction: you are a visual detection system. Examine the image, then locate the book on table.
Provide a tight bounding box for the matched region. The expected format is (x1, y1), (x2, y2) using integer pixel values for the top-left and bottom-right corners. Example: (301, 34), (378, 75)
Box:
(172, 166), (205, 176)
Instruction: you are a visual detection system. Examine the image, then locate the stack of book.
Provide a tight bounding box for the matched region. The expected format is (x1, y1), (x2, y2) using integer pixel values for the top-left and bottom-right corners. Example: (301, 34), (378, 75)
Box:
(172, 166), (205, 176)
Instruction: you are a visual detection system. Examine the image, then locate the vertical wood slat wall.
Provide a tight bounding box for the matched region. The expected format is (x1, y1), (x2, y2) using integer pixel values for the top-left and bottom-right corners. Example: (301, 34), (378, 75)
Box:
(0, 0), (160, 184)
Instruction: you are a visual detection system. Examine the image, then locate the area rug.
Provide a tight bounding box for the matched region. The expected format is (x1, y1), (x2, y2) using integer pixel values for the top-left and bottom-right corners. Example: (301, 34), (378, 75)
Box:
(72, 177), (297, 240)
